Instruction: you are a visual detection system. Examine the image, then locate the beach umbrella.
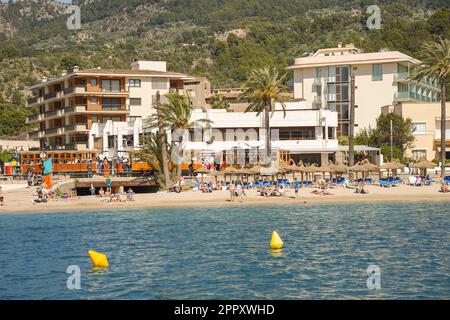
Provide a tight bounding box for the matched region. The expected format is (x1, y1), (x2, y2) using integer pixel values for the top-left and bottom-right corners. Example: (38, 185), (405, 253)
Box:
(286, 163), (301, 181)
(412, 160), (435, 169)
(349, 163), (368, 180)
(223, 166), (237, 182)
(209, 170), (223, 185)
(195, 168), (210, 182)
(303, 164), (319, 181)
(362, 161), (380, 172)
(412, 160), (436, 176)
(381, 161), (405, 177)
(250, 164), (262, 175)
(331, 162), (349, 175)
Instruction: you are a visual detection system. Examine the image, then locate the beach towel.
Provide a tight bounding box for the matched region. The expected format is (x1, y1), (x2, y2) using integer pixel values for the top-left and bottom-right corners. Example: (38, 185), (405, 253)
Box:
(43, 157), (53, 175)
(43, 174), (52, 189)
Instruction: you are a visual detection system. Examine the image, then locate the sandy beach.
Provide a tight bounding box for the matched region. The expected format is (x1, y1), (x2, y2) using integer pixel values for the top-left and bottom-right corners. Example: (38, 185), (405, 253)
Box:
(1, 183), (449, 214)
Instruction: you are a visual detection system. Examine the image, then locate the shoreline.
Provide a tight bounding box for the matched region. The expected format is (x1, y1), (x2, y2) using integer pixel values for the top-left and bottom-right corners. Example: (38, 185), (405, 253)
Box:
(1, 185), (450, 215)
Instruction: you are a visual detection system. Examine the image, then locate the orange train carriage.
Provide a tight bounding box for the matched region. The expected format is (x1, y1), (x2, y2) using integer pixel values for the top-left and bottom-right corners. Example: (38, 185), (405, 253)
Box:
(17, 151), (203, 176)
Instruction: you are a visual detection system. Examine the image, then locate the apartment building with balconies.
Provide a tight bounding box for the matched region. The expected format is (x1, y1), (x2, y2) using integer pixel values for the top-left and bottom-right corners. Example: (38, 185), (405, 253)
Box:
(26, 61), (190, 156)
(288, 43), (441, 137)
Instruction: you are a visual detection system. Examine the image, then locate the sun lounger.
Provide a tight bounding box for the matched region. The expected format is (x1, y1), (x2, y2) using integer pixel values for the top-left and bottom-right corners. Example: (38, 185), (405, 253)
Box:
(379, 179), (390, 188)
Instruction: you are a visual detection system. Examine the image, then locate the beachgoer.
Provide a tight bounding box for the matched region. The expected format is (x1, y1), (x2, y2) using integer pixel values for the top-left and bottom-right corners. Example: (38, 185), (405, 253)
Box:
(105, 176), (112, 193)
(126, 188), (135, 201)
(87, 162), (93, 178)
(179, 177), (185, 193)
(98, 188), (105, 197)
(27, 169), (34, 188)
(0, 189), (4, 206)
(229, 181), (235, 202)
(90, 183), (96, 196)
(440, 183), (449, 193)
(294, 178), (300, 197)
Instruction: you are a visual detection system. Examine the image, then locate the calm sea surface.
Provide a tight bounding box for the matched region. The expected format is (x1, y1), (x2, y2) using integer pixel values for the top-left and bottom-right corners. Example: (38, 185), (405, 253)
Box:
(0, 202), (449, 300)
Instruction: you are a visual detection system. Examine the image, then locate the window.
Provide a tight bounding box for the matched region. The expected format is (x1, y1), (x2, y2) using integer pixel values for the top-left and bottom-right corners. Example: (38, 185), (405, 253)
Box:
(102, 80), (121, 92)
(412, 150), (427, 161)
(412, 122), (427, 133)
(91, 97), (98, 105)
(129, 79), (141, 87)
(278, 127), (315, 140)
(90, 79), (97, 86)
(316, 67), (322, 78)
(130, 98), (142, 106)
(372, 64), (383, 81)
(130, 116), (142, 122)
(91, 116), (98, 123)
(102, 98), (122, 111)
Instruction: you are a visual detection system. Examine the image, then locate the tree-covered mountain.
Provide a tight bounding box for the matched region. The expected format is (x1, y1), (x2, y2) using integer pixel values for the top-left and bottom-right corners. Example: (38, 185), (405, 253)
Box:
(0, 0), (449, 137)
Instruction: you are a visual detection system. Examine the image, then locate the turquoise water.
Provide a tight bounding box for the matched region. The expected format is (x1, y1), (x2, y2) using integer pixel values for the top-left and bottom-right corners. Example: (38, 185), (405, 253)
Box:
(0, 202), (449, 300)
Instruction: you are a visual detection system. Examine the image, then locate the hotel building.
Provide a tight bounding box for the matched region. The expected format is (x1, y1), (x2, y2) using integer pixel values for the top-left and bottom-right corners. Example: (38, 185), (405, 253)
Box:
(288, 44), (441, 137)
(185, 102), (345, 166)
(26, 61), (190, 158)
(382, 102), (450, 162)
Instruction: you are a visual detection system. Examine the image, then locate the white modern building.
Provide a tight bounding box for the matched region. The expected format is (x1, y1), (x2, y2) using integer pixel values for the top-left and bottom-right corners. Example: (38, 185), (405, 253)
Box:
(288, 43), (441, 136)
(183, 101), (340, 165)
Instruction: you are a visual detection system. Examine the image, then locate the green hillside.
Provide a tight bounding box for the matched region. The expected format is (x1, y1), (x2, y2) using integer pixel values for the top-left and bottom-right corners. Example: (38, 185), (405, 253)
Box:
(0, 0), (449, 137)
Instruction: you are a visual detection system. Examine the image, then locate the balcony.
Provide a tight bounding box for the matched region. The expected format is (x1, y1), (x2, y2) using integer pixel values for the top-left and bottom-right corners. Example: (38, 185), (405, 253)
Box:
(26, 114), (44, 124)
(102, 105), (128, 112)
(28, 130), (44, 140)
(394, 91), (439, 103)
(44, 91), (58, 100)
(27, 96), (38, 105)
(27, 96), (44, 107)
(65, 142), (88, 150)
(65, 124), (88, 133)
(64, 105), (87, 114)
(394, 72), (409, 82)
(42, 127), (65, 137)
(63, 86), (86, 96)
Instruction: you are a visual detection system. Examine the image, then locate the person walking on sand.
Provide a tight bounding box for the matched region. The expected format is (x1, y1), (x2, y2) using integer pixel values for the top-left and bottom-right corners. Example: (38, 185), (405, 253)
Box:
(90, 183), (96, 196)
(229, 180), (235, 202)
(294, 178), (300, 198)
(105, 176), (112, 193)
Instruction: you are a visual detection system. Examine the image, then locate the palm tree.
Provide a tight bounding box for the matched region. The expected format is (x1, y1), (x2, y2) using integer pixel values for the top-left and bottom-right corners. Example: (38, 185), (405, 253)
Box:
(411, 38), (450, 177)
(149, 92), (211, 178)
(145, 91), (171, 188)
(141, 130), (173, 176)
(210, 93), (230, 110)
(239, 67), (288, 162)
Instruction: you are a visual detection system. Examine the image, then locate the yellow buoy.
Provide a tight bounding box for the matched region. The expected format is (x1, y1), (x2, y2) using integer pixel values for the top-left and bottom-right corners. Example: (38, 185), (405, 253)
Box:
(270, 231), (284, 250)
(88, 250), (109, 268)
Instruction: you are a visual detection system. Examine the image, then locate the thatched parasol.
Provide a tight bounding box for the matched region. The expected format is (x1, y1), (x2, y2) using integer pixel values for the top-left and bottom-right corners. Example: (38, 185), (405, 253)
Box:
(331, 162), (349, 173)
(209, 170), (223, 184)
(361, 160), (380, 172)
(381, 161), (405, 170)
(195, 167), (210, 182)
(412, 160), (436, 169)
(412, 160), (436, 176)
(223, 166), (238, 174)
(249, 165), (262, 175)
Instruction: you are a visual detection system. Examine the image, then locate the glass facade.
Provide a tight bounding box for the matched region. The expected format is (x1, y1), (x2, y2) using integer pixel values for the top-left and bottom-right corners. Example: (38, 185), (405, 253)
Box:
(327, 65), (350, 136)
